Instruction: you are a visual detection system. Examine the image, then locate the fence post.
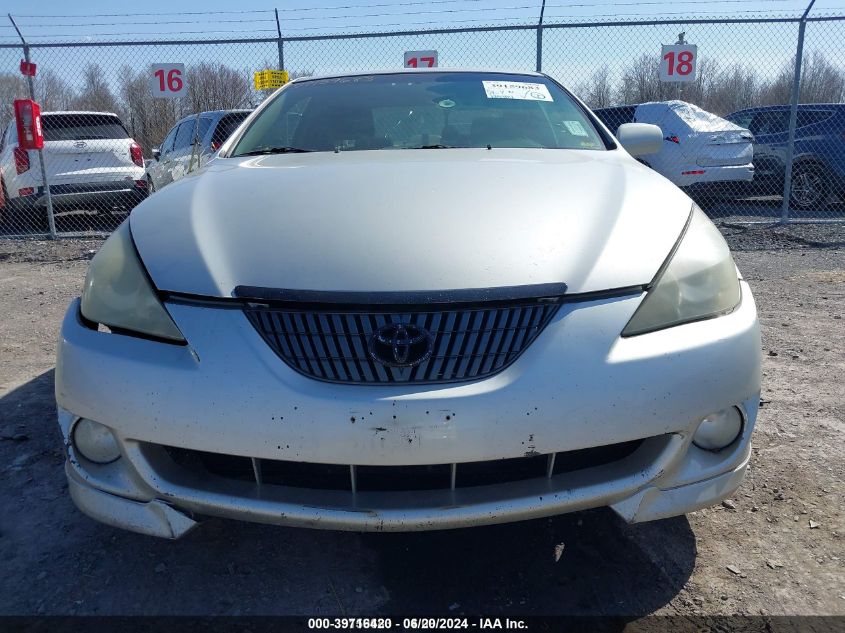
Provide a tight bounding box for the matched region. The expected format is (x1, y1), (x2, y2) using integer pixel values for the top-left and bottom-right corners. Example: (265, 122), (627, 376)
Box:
(8, 14), (57, 239)
(275, 8), (285, 70)
(780, 0), (816, 224)
(535, 0), (546, 73)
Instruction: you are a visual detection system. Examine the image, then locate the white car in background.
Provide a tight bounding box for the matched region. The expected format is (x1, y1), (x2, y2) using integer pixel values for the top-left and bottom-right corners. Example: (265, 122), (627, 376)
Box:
(593, 101), (754, 193)
(0, 111), (147, 230)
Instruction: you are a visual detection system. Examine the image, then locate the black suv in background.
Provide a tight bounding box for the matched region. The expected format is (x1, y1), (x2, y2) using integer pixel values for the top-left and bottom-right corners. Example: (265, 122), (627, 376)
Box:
(725, 104), (845, 208)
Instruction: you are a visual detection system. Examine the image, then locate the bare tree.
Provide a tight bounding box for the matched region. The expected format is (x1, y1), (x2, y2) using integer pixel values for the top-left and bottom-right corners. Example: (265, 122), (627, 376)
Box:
(799, 51), (845, 103)
(575, 65), (614, 108)
(757, 50), (845, 107)
(185, 63), (253, 113)
(0, 73), (28, 130)
(71, 64), (121, 113)
(616, 53), (673, 104)
(758, 65), (795, 106)
(703, 64), (760, 115)
(592, 49), (844, 114)
(118, 65), (181, 155)
(35, 69), (75, 112)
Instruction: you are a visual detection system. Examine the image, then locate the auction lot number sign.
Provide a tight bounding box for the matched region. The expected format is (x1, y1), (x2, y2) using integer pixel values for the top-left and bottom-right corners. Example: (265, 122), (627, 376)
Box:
(659, 44), (698, 82)
(404, 50), (438, 68)
(149, 63), (187, 98)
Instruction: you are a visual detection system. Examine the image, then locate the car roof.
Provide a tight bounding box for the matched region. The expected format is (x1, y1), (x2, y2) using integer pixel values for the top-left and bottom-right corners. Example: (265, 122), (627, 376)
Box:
(174, 109), (252, 125)
(290, 68), (546, 83)
(729, 104), (845, 114)
(42, 111), (121, 117)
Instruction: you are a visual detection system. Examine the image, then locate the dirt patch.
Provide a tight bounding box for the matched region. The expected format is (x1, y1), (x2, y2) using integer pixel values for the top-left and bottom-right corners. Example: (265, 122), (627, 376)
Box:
(0, 225), (842, 616)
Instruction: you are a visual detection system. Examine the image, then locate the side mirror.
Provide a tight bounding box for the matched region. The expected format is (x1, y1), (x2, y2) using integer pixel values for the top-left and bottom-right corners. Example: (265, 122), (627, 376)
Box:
(151, 146), (161, 160)
(616, 123), (662, 157)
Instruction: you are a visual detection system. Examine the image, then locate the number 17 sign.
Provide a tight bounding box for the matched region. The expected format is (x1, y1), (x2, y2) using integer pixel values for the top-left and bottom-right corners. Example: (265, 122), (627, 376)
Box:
(149, 63), (187, 98)
(659, 44), (697, 82)
(404, 50), (438, 68)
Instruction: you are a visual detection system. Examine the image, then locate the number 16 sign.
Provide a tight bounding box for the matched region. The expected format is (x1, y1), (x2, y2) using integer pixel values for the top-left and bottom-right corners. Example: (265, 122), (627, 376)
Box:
(149, 63), (187, 98)
(659, 44), (697, 82)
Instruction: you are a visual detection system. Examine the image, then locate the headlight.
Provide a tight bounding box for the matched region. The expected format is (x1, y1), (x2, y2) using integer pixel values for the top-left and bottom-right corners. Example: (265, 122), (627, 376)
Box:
(622, 204), (741, 336)
(81, 221), (184, 342)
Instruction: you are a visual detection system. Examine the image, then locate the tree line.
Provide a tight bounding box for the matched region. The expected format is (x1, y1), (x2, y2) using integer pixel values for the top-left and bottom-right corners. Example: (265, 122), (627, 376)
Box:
(575, 50), (845, 114)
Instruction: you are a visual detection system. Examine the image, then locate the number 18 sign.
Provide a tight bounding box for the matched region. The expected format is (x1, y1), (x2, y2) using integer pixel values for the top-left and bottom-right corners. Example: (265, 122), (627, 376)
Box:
(659, 44), (697, 82)
(149, 63), (187, 98)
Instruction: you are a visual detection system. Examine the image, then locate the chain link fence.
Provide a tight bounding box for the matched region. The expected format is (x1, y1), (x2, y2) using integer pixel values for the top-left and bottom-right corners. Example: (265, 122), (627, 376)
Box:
(1, 11), (844, 238)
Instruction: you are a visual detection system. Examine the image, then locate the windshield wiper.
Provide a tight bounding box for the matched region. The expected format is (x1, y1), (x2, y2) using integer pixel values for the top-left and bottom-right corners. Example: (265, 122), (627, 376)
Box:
(407, 144), (455, 149)
(237, 146), (313, 156)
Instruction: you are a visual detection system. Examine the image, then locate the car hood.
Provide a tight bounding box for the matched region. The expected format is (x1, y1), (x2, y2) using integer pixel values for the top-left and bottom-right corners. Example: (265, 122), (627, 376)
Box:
(130, 148), (691, 298)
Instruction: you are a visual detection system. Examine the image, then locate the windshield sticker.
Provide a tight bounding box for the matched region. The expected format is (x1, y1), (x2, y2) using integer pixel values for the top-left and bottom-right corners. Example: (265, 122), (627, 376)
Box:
(482, 81), (553, 101)
(437, 98), (456, 108)
(563, 120), (589, 136)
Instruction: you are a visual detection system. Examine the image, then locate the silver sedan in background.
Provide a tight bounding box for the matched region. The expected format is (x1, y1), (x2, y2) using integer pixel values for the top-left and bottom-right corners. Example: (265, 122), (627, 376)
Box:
(56, 69), (761, 538)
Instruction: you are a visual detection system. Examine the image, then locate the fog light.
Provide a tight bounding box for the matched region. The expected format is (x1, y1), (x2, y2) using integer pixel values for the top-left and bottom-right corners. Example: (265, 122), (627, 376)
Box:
(693, 407), (743, 451)
(72, 418), (121, 464)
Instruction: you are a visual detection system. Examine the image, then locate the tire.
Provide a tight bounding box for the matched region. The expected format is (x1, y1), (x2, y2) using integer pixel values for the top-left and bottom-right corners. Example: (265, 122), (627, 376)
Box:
(4, 196), (47, 234)
(790, 164), (830, 210)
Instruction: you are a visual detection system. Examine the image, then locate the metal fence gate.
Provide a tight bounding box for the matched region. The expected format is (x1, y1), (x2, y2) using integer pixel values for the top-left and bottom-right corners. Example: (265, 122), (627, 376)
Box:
(1, 7), (844, 238)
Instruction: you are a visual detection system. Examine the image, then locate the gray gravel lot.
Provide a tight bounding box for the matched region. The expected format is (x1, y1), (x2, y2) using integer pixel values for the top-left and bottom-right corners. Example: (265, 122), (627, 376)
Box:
(0, 222), (842, 618)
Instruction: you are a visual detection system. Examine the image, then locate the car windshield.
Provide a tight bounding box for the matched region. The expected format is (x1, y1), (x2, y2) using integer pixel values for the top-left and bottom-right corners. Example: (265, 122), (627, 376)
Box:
(42, 114), (129, 141)
(232, 72), (607, 155)
(213, 112), (250, 147)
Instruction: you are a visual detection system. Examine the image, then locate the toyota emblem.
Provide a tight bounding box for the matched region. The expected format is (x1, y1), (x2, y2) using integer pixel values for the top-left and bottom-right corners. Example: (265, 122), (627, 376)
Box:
(368, 323), (433, 367)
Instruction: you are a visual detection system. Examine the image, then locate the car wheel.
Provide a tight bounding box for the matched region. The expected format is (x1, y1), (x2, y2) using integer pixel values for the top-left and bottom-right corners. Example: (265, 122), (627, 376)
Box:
(4, 197), (47, 233)
(4, 198), (35, 233)
(790, 165), (829, 209)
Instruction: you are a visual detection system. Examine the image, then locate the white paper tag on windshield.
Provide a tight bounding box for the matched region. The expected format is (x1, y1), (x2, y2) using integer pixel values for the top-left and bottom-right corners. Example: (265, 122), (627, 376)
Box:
(482, 81), (553, 101)
(563, 120), (588, 136)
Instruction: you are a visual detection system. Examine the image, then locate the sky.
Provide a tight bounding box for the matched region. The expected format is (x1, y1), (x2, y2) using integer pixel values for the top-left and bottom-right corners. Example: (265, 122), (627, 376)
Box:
(2, 0), (844, 42)
(1, 0), (843, 101)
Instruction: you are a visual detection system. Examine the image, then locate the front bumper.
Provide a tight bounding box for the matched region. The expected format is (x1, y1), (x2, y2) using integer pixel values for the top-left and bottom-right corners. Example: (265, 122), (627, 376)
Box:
(56, 282), (761, 537)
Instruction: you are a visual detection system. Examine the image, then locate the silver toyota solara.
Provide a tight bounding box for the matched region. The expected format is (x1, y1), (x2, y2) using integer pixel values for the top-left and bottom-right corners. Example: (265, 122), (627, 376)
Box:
(56, 70), (761, 538)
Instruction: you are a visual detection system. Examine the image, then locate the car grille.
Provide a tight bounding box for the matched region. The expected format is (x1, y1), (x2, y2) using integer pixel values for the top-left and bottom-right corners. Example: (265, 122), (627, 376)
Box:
(242, 302), (560, 384)
(163, 439), (645, 493)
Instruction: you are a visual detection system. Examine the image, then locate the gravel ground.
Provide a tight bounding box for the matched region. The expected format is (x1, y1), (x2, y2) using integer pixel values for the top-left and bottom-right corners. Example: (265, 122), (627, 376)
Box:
(0, 223), (842, 618)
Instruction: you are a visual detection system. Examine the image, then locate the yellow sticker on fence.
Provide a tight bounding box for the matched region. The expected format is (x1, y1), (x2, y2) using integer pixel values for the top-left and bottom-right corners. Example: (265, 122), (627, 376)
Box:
(254, 69), (289, 90)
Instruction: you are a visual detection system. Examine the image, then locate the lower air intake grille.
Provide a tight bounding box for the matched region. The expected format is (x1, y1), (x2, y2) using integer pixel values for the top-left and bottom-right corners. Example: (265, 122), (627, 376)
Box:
(163, 439), (646, 493)
(242, 303), (560, 384)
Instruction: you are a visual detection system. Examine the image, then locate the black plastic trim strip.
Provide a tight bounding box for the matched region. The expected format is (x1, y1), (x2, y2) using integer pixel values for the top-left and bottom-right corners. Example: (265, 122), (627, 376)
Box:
(164, 284), (645, 312)
(232, 283), (568, 306)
